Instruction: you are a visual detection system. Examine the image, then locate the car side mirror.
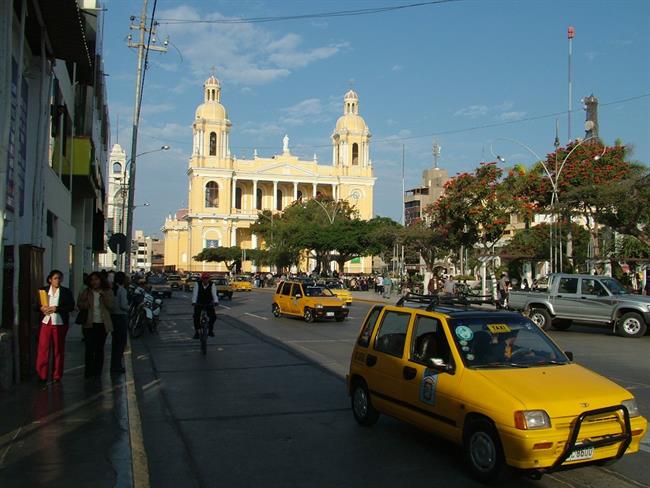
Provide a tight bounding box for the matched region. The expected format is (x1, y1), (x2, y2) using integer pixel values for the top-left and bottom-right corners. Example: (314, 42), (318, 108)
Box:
(564, 351), (574, 361)
(428, 357), (454, 374)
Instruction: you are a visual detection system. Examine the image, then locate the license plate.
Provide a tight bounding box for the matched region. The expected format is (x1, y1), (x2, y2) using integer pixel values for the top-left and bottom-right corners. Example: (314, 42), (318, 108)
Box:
(566, 446), (594, 462)
(326, 312), (334, 317)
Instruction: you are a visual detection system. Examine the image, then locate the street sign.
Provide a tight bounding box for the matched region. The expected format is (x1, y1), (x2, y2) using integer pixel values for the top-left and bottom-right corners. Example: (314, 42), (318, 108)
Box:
(108, 233), (127, 254)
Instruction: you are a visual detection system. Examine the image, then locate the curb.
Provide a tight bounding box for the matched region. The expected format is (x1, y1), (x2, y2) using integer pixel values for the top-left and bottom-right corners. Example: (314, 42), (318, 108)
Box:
(125, 338), (150, 488)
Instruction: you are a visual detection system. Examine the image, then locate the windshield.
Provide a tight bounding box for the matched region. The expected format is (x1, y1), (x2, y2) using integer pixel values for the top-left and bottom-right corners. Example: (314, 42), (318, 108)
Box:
(235, 277), (250, 282)
(600, 278), (627, 295)
(148, 276), (167, 285)
(449, 316), (568, 368)
(167, 275), (180, 281)
(304, 286), (334, 297)
(213, 278), (228, 285)
(326, 283), (344, 289)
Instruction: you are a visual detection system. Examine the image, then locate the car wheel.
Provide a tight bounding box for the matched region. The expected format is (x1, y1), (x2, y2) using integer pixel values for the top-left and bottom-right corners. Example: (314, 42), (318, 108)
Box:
(529, 308), (552, 331)
(552, 319), (572, 331)
(272, 303), (281, 318)
(228, 293), (233, 300)
(304, 308), (315, 323)
(463, 419), (508, 484)
(351, 380), (379, 426)
(617, 312), (647, 338)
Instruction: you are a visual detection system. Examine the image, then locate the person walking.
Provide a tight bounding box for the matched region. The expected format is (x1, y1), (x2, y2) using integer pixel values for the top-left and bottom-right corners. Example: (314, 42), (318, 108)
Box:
(36, 270), (76, 384)
(382, 275), (392, 299)
(110, 272), (130, 374)
(77, 272), (114, 379)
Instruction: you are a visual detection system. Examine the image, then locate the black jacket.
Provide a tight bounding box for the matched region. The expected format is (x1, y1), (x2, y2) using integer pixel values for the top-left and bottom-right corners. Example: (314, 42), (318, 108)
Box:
(39, 286), (76, 325)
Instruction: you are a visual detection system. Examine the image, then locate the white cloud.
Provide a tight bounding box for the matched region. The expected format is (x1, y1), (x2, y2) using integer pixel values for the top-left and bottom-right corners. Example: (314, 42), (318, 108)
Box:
(455, 101), (526, 122)
(391, 64), (403, 72)
(157, 5), (346, 85)
(239, 121), (284, 138)
(497, 111), (527, 122)
(454, 104), (489, 118)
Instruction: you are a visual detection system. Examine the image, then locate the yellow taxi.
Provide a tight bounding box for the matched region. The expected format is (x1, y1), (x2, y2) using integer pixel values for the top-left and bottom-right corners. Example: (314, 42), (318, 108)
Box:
(347, 294), (647, 483)
(231, 275), (253, 292)
(319, 280), (352, 305)
(211, 276), (234, 300)
(272, 280), (349, 323)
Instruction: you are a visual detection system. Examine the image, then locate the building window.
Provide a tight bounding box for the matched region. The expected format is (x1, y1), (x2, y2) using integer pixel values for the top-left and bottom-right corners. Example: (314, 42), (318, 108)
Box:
(297, 190), (302, 201)
(46, 211), (56, 238)
(205, 239), (219, 249)
(205, 181), (219, 207)
(113, 162), (122, 174)
(209, 132), (217, 156)
(276, 189), (283, 211)
(256, 188), (263, 209)
(352, 143), (359, 165)
(235, 187), (242, 210)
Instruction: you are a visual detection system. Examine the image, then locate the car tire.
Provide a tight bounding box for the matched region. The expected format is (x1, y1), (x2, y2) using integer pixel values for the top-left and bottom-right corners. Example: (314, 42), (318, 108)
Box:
(304, 308), (315, 323)
(351, 380), (379, 427)
(228, 293), (233, 300)
(272, 303), (281, 318)
(463, 418), (508, 484)
(617, 312), (647, 338)
(552, 319), (572, 331)
(529, 307), (552, 331)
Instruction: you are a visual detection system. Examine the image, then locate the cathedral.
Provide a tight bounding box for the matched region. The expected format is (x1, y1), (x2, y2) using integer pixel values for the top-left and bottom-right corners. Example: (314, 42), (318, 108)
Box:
(162, 74), (376, 273)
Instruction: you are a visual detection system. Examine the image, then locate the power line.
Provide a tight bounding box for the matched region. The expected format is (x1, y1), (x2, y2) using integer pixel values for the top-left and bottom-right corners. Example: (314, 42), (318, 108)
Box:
(156, 0), (463, 25)
(139, 92), (650, 151)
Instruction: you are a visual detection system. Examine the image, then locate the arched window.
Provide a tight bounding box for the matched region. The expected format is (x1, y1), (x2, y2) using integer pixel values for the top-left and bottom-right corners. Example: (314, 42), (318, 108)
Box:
(112, 162), (122, 174)
(235, 187), (242, 210)
(352, 143), (359, 165)
(205, 181), (219, 208)
(297, 190), (303, 201)
(209, 132), (217, 156)
(276, 189), (283, 211)
(256, 188), (263, 210)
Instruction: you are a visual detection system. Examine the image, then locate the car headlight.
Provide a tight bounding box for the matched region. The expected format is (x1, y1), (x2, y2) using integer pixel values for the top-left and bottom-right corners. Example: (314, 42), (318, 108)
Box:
(622, 398), (640, 417)
(514, 410), (551, 430)
(342, 304), (348, 308)
(316, 304), (324, 309)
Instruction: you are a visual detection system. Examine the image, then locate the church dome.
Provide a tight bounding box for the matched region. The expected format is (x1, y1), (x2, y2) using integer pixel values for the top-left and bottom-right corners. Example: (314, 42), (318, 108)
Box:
(195, 74), (228, 121)
(335, 113), (368, 133)
(344, 89), (359, 101)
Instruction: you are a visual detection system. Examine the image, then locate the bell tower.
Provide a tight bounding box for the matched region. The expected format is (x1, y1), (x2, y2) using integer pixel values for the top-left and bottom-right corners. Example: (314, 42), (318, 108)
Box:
(331, 90), (371, 173)
(191, 73), (232, 167)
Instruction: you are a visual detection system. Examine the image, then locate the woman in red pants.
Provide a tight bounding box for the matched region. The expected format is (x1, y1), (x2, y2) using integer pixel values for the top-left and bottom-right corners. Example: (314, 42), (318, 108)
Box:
(36, 270), (76, 384)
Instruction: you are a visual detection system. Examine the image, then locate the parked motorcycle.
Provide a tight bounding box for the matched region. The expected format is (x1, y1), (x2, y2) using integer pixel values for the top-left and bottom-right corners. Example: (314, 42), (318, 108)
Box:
(129, 285), (162, 337)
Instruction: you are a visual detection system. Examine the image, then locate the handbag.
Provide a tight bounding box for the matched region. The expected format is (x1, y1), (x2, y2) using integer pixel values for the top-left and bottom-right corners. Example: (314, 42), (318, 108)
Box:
(75, 309), (88, 325)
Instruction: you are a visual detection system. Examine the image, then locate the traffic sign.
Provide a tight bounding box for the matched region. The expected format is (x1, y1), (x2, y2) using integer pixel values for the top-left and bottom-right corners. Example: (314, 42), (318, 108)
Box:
(108, 233), (127, 254)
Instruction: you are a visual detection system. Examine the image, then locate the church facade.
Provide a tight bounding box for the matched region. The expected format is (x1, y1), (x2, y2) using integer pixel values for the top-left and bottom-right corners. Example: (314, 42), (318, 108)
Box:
(163, 75), (376, 274)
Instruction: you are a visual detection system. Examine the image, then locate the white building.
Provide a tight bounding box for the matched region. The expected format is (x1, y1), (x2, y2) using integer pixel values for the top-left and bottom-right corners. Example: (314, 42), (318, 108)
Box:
(98, 143), (128, 270)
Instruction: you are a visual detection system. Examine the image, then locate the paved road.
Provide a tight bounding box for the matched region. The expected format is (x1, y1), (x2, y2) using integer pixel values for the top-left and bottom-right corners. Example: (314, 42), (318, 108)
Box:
(131, 290), (650, 488)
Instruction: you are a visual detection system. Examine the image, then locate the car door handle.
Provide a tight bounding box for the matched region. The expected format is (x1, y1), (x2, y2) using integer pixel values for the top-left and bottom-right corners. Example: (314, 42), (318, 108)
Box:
(366, 354), (377, 367)
(403, 366), (417, 380)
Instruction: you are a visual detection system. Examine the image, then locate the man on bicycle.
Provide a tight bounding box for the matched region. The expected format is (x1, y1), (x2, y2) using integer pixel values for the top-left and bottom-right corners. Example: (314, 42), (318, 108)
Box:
(192, 273), (219, 339)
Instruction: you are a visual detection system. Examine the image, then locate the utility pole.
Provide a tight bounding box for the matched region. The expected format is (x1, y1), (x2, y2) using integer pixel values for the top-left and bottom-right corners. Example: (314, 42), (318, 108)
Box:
(124, 0), (167, 273)
(567, 26), (574, 142)
(401, 144), (405, 226)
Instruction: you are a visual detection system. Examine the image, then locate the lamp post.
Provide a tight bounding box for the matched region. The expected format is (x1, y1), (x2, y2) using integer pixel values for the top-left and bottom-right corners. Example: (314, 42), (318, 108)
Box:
(491, 136), (605, 273)
(124, 145), (169, 272)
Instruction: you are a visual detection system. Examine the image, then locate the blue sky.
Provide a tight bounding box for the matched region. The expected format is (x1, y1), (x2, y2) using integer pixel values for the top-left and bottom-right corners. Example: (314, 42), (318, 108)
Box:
(102, 0), (650, 236)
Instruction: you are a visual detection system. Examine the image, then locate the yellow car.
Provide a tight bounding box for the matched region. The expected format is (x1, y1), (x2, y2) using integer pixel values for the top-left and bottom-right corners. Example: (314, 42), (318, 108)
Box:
(272, 280), (349, 322)
(347, 295), (647, 483)
(231, 276), (253, 292)
(211, 276), (234, 300)
(320, 280), (352, 305)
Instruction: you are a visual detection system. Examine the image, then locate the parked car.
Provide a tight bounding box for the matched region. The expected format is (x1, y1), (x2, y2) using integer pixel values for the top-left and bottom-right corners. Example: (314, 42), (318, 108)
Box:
(166, 274), (182, 290)
(508, 273), (650, 338)
(347, 294), (647, 483)
(272, 280), (348, 322)
(147, 275), (172, 298)
(211, 276), (234, 300)
(231, 276), (253, 292)
(319, 280), (352, 305)
(183, 274), (200, 292)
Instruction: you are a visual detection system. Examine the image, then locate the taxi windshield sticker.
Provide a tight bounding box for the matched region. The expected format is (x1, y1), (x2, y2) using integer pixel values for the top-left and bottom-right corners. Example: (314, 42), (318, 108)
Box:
(455, 325), (474, 341)
(487, 323), (512, 334)
(419, 368), (439, 405)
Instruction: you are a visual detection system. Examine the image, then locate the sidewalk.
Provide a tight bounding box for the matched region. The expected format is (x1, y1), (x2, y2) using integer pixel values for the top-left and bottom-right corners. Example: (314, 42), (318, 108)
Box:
(0, 325), (137, 488)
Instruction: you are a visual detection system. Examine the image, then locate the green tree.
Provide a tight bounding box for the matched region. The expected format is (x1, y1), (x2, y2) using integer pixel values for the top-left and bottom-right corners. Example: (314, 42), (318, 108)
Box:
(194, 246), (242, 271)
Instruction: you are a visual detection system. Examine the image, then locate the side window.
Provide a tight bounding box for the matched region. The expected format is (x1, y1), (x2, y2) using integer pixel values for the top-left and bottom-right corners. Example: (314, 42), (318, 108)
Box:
(410, 315), (451, 364)
(276, 282), (283, 294)
(581, 279), (608, 297)
(357, 306), (382, 348)
(374, 311), (412, 358)
(290, 284), (301, 297)
(557, 277), (578, 294)
(281, 282), (292, 296)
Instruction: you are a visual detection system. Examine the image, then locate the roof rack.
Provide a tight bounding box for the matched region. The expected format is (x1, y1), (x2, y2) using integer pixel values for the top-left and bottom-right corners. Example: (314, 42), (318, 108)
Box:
(395, 292), (491, 312)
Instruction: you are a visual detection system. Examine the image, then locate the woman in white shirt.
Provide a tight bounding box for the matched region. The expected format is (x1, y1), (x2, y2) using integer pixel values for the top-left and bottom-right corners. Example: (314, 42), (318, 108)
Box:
(36, 270), (75, 383)
(77, 272), (114, 379)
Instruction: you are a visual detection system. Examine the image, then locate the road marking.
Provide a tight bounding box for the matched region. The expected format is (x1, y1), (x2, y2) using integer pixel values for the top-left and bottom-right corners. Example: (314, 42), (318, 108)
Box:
(125, 342), (151, 488)
(244, 312), (268, 321)
(219, 304), (231, 310)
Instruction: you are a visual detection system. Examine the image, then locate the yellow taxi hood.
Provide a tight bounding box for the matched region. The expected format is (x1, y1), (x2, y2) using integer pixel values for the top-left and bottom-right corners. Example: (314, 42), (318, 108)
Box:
(473, 364), (631, 418)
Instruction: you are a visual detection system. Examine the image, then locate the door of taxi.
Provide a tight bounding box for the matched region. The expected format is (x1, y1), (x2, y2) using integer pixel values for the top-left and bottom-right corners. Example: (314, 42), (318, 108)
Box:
(400, 313), (462, 440)
(288, 283), (304, 315)
(277, 282), (293, 314)
(364, 307), (414, 418)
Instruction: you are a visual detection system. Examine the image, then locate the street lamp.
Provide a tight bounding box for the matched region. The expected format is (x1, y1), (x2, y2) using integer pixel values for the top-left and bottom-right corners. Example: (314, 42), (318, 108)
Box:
(491, 136), (604, 273)
(123, 145), (170, 272)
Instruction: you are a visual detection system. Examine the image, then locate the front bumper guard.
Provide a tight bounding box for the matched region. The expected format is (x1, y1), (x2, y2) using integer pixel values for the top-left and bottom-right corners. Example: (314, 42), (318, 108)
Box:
(547, 404), (632, 472)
